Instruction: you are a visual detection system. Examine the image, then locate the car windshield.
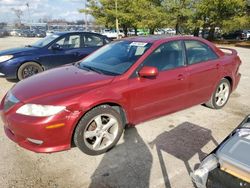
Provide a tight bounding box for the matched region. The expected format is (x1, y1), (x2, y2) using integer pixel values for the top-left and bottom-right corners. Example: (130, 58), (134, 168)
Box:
(78, 41), (152, 75)
(32, 34), (59, 47)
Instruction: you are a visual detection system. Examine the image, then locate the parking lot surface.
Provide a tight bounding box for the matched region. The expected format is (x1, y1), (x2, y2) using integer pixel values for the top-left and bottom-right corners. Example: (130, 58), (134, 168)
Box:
(0, 37), (249, 188)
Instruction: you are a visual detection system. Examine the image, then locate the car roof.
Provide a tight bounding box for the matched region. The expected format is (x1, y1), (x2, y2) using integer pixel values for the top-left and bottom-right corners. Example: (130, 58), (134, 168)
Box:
(123, 35), (201, 43)
(54, 31), (105, 36)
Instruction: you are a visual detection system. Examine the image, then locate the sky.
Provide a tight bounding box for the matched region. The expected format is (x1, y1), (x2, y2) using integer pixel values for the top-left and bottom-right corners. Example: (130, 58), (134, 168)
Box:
(0, 0), (87, 23)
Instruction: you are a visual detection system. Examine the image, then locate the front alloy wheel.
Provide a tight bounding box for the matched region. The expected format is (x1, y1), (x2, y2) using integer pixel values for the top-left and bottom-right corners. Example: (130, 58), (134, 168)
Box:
(84, 114), (119, 151)
(74, 105), (123, 155)
(17, 62), (43, 80)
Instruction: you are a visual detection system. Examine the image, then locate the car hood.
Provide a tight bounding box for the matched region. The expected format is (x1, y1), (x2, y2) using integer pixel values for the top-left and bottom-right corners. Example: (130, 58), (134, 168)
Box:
(0, 46), (38, 56)
(11, 65), (115, 103)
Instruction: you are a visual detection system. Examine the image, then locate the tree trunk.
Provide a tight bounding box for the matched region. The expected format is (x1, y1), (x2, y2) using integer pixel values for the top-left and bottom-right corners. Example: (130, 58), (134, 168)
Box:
(175, 22), (179, 35)
(208, 26), (215, 41)
(123, 26), (128, 37)
(150, 28), (155, 35)
(193, 27), (200, 37)
(201, 28), (205, 38)
(134, 27), (137, 36)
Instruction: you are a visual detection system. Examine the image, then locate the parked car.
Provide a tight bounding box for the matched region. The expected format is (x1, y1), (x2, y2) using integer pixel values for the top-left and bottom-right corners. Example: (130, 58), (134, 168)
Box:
(127, 29), (136, 36)
(0, 36), (241, 155)
(9, 29), (21, 36)
(245, 30), (250, 40)
(222, 30), (247, 40)
(34, 30), (46, 38)
(101, 29), (125, 39)
(0, 31), (111, 80)
(137, 29), (150, 36)
(163, 28), (176, 35)
(20, 30), (36, 37)
(191, 115), (250, 188)
(154, 29), (165, 35)
(0, 29), (6, 37)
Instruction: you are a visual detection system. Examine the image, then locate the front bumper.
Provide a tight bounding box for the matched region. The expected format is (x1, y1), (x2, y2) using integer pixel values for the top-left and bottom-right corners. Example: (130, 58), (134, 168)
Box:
(0, 103), (81, 153)
(0, 59), (22, 79)
(0, 61), (17, 78)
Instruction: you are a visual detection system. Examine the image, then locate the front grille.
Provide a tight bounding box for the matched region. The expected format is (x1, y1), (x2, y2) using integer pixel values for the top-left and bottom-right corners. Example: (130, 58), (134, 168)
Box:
(3, 92), (20, 111)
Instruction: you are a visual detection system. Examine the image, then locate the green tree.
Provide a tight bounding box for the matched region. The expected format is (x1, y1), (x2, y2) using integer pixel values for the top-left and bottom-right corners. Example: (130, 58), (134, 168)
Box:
(81, 0), (249, 38)
(193, 0), (247, 39)
(162, 0), (195, 34)
(80, 0), (168, 36)
(133, 0), (167, 34)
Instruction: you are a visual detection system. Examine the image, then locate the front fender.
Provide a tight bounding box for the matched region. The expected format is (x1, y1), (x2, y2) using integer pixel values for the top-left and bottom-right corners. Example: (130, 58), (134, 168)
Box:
(0, 55), (41, 79)
(79, 89), (130, 121)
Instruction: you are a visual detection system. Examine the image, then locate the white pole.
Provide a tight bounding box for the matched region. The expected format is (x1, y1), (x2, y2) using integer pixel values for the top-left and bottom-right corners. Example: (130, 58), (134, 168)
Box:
(26, 2), (31, 30)
(115, 0), (119, 39)
(85, 1), (88, 31)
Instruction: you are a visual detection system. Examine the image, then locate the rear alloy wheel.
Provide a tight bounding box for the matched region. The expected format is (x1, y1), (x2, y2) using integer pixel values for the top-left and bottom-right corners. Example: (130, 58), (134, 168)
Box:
(73, 105), (124, 155)
(205, 78), (231, 109)
(17, 62), (43, 80)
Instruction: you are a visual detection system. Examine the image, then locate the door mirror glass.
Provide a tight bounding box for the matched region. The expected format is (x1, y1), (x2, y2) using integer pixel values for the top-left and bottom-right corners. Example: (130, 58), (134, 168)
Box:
(138, 66), (158, 78)
(51, 43), (62, 50)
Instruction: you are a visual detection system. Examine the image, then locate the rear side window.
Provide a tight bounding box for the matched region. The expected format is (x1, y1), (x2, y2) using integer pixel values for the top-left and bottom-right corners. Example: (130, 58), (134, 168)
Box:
(84, 34), (104, 47)
(185, 40), (218, 65)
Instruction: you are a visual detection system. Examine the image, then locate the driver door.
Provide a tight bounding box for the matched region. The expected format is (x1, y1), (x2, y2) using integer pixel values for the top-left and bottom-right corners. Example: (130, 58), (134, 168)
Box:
(128, 40), (189, 123)
(39, 34), (83, 69)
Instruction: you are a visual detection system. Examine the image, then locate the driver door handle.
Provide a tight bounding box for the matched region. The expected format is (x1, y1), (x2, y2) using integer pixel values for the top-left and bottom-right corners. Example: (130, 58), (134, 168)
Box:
(177, 74), (184, 81)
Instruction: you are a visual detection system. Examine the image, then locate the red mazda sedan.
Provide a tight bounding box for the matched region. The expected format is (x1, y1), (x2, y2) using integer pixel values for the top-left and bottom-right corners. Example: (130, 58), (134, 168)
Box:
(0, 36), (241, 155)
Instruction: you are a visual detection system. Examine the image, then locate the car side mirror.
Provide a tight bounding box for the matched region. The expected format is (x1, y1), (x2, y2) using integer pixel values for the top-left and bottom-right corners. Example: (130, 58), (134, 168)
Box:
(138, 66), (159, 78)
(51, 43), (62, 50)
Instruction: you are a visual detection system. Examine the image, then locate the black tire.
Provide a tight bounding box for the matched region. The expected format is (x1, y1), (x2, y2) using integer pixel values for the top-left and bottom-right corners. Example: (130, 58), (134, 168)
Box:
(73, 105), (124, 155)
(17, 62), (43, 80)
(205, 78), (231, 109)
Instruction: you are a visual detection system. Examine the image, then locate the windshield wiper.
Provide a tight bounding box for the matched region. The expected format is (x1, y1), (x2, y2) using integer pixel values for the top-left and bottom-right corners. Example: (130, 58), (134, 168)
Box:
(25, 45), (39, 48)
(81, 65), (104, 74)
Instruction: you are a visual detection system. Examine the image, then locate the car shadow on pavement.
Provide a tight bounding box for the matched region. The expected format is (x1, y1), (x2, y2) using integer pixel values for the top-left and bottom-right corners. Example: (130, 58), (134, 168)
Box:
(149, 122), (219, 188)
(89, 127), (153, 188)
(6, 78), (18, 83)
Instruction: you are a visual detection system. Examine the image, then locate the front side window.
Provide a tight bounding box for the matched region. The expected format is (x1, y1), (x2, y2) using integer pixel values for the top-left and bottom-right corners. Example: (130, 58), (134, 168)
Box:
(55, 34), (81, 49)
(185, 40), (218, 65)
(78, 41), (152, 75)
(143, 41), (185, 71)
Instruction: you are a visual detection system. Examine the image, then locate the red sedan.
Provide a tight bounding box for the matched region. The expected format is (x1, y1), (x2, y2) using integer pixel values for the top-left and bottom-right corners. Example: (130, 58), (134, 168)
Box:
(0, 36), (241, 155)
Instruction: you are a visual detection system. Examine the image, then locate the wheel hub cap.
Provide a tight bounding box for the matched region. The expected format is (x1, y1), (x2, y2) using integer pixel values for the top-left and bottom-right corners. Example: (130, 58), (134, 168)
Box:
(215, 82), (230, 106)
(83, 114), (119, 151)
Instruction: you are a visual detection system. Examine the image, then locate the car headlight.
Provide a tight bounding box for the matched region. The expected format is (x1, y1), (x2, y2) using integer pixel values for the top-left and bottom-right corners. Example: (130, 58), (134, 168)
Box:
(0, 55), (14, 63)
(16, 104), (66, 117)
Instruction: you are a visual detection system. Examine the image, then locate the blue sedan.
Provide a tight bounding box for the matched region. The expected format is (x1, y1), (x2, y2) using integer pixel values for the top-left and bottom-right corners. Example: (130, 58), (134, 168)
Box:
(0, 32), (111, 80)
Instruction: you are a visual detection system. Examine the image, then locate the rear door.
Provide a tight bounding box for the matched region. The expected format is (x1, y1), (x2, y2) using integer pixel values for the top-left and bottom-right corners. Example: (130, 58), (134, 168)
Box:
(184, 40), (221, 105)
(129, 40), (189, 123)
(80, 33), (109, 58)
